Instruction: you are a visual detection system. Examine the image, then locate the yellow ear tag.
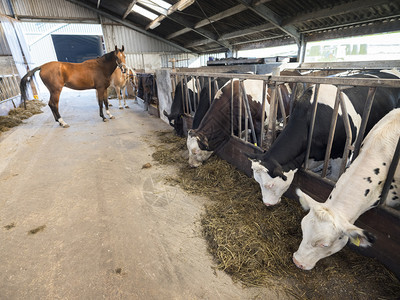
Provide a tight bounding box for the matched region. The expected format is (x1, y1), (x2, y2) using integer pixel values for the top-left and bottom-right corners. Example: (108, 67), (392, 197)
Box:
(350, 236), (360, 246)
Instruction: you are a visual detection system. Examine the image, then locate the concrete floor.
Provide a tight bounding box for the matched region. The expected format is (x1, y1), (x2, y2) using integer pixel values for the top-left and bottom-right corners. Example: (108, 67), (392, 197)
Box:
(0, 90), (277, 299)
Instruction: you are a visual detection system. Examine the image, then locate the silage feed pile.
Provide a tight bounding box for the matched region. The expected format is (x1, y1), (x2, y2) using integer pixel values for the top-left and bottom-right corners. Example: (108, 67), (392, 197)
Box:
(0, 100), (46, 133)
(152, 130), (400, 299)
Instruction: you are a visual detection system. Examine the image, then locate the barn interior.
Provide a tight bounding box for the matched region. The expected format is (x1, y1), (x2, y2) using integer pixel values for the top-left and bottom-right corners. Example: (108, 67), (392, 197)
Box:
(0, 0), (400, 298)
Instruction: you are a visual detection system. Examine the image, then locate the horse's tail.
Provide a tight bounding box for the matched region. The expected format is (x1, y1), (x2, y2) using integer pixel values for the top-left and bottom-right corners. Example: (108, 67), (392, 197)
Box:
(20, 66), (41, 109)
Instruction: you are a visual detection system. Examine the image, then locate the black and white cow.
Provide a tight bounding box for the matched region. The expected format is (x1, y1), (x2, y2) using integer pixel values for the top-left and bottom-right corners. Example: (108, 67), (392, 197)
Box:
(187, 79), (268, 167)
(163, 77), (199, 137)
(164, 75), (236, 137)
(247, 70), (400, 206)
(293, 108), (400, 270)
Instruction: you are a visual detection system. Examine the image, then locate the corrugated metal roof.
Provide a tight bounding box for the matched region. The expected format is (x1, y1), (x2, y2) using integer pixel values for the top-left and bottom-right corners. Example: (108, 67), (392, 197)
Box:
(72, 0), (400, 54)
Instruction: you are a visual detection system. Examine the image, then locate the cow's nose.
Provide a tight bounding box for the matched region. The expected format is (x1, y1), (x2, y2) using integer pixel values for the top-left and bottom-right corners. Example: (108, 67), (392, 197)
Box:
(292, 254), (305, 269)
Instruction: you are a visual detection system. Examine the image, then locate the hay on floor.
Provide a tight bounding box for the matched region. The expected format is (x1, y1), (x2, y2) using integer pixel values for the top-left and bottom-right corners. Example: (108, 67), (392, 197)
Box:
(0, 100), (46, 133)
(151, 130), (400, 299)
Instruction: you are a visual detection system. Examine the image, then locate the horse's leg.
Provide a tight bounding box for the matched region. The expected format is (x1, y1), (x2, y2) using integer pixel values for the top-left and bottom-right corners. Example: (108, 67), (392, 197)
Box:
(103, 89), (115, 120)
(123, 85), (129, 108)
(48, 89), (69, 128)
(97, 88), (107, 122)
(133, 84), (138, 104)
(116, 86), (123, 109)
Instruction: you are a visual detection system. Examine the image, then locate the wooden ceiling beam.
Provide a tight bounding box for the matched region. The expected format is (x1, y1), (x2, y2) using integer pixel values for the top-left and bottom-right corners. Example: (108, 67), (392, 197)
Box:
(237, 0), (301, 45)
(122, 0), (137, 19)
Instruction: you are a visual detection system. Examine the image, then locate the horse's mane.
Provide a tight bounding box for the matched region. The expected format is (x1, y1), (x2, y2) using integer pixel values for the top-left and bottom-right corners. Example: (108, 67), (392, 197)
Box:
(98, 50), (116, 62)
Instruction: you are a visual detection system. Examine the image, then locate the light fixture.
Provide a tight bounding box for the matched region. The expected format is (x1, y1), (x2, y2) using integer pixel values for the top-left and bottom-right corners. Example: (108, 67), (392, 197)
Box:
(177, 0), (195, 11)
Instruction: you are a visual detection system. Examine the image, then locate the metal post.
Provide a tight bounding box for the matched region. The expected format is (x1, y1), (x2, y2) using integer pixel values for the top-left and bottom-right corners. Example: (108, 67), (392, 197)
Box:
(183, 75), (192, 115)
(265, 84), (277, 148)
(238, 80), (242, 138)
(196, 76), (201, 110)
(260, 80), (267, 149)
(230, 78), (234, 136)
(208, 77), (212, 105)
(277, 85), (287, 127)
(338, 92), (352, 176)
(321, 87), (341, 178)
(352, 87), (377, 161)
(304, 84), (320, 169)
(241, 80), (258, 146)
(180, 75), (186, 114)
(171, 75), (176, 100)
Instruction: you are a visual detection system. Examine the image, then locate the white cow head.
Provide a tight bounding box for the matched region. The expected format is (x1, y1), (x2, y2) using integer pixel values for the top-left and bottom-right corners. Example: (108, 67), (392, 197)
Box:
(250, 159), (296, 206)
(293, 189), (375, 270)
(187, 130), (213, 167)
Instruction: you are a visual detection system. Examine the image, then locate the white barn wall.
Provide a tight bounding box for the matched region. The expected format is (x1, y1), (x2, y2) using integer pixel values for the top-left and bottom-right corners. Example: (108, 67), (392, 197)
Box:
(2, 0), (98, 22)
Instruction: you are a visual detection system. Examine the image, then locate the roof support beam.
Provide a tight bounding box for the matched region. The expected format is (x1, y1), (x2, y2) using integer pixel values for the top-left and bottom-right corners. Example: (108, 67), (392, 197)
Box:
(166, 3), (248, 40)
(184, 23), (276, 48)
(122, 0), (137, 19)
(194, 4), (247, 28)
(237, 0), (301, 45)
(164, 13), (232, 50)
(66, 0), (191, 53)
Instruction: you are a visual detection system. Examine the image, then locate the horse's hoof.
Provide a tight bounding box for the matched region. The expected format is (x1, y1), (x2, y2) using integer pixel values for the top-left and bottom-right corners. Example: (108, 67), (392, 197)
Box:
(109, 103), (113, 107)
(63, 124), (70, 128)
(103, 118), (108, 122)
(125, 105), (130, 108)
(110, 116), (115, 119)
(119, 106), (123, 109)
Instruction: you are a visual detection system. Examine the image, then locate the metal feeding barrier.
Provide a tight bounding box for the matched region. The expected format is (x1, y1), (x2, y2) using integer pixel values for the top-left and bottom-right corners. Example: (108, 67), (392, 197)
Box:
(170, 70), (400, 215)
(168, 70), (400, 276)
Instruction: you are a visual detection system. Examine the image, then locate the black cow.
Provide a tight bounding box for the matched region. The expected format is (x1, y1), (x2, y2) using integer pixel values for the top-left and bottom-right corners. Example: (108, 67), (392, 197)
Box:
(138, 74), (156, 111)
(164, 76), (231, 137)
(247, 70), (400, 206)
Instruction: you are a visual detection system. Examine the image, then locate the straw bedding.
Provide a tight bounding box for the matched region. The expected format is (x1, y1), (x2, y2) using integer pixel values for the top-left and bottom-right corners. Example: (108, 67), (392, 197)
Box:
(152, 131), (399, 299)
(0, 100), (46, 133)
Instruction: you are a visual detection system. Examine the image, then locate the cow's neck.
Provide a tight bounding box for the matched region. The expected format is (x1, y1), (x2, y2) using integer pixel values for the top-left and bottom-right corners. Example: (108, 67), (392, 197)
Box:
(203, 125), (230, 151)
(325, 159), (384, 223)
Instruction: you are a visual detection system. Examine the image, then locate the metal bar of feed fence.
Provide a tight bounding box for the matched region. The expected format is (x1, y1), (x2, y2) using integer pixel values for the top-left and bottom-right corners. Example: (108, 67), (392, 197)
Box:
(260, 80), (267, 149)
(338, 92), (353, 176)
(322, 87), (342, 178)
(240, 80), (258, 146)
(352, 87), (377, 161)
(304, 84), (321, 170)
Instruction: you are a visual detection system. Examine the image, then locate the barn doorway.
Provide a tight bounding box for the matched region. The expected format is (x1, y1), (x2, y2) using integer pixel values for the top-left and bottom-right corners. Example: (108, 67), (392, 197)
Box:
(52, 34), (103, 63)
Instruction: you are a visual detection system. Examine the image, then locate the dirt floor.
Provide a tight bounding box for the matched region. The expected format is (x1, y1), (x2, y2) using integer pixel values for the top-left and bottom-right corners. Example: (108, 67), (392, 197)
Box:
(0, 90), (280, 299)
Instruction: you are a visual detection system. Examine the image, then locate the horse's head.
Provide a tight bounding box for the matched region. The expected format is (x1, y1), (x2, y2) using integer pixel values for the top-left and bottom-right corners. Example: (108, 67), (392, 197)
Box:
(114, 45), (126, 71)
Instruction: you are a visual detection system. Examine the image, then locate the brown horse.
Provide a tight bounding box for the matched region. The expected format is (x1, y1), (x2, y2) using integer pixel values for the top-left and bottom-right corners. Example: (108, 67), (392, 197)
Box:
(109, 64), (138, 109)
(20, 46), (126, 128)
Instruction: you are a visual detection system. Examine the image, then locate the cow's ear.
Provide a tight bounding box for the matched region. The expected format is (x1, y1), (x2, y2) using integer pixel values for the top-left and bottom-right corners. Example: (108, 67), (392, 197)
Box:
(198, 135), (209, 150)
(272, 166), (287, 181)
(296, 188), (318, 211)
(343, 223), (375, 247)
